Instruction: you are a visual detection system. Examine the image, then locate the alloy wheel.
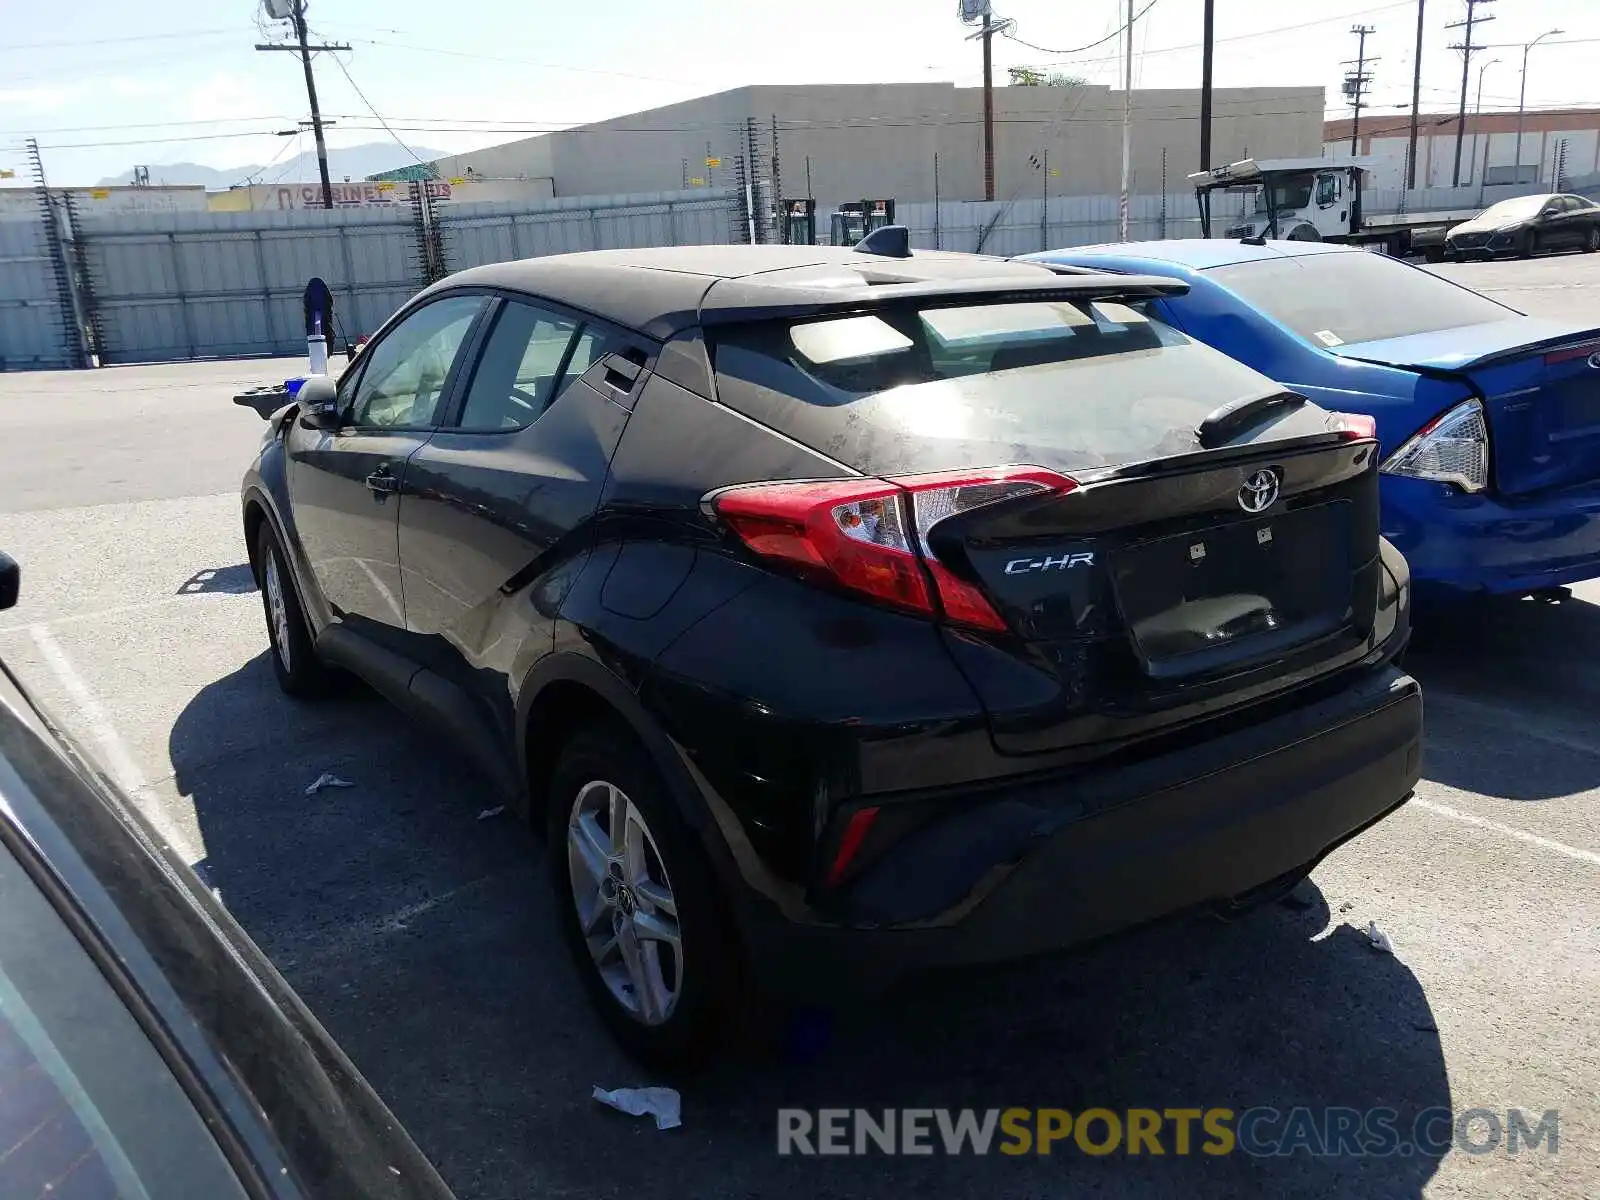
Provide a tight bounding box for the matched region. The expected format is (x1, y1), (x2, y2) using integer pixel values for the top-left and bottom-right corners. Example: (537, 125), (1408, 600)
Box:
(263, 552), (292, 672)
(566, 780), (683, 1025)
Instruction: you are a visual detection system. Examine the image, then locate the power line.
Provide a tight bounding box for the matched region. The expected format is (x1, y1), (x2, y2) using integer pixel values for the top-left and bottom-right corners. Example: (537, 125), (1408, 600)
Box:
(232, 131), (300, 189)
(349, 36), (694, 85)
(21, 106), (1346, 151)
(1002, 0), (1162, 57)
(327, 51), (432, 171)
(1028, 0), (1414, 67)
(0, 117), (293, 136)
(0, 27), (233, 52)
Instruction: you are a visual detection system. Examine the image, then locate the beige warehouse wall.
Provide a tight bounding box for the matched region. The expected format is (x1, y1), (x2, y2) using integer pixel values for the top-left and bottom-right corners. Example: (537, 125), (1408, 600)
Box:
(423, 82), (1323, 216)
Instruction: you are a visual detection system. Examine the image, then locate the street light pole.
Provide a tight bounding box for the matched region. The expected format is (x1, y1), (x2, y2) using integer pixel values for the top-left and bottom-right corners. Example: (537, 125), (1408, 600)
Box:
(1515, 29), (1563, 187)
(1469, 58), (1499, 185)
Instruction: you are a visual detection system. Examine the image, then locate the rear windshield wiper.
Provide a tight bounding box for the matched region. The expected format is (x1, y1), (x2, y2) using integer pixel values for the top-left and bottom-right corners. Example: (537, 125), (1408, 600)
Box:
(1195, 391), (1306, 448)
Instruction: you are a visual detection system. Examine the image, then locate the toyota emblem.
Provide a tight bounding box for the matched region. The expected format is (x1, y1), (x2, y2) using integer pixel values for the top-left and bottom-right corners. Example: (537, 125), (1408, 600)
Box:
(1238, 469), (1281, 514)
(1587, 351), (1600, 370)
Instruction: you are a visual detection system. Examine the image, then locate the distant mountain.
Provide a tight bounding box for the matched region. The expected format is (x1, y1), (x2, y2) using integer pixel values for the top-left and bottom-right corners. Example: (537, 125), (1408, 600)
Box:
(97, 142), (451, 189)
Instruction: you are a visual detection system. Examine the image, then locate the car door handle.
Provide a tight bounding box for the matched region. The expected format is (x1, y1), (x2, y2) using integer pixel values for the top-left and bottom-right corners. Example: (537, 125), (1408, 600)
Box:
(365, 468), (400, 496)
(602, 352), (642, 392)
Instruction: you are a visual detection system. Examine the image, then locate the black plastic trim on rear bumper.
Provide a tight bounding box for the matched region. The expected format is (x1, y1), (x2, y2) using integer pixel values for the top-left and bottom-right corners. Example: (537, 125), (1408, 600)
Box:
(734, 665), (1422, 1002)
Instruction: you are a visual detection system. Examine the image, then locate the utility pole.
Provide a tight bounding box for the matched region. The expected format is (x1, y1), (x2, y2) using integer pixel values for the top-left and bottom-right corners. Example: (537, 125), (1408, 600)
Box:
(960, 3), (1011, 202)
(1445, 0), (1494, 187)
(1343, 26), (1378, 155)
(1119, 0), (1133, 240)
(982, 12), (996, 201)
(1199, 0), (1215, 170)
(1407, 0), (1425, 188)
(256, 1), (349, 209)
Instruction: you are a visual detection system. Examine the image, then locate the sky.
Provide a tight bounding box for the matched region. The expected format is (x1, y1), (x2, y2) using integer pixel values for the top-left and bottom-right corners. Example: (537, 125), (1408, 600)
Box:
(2, 0), (1595, 186)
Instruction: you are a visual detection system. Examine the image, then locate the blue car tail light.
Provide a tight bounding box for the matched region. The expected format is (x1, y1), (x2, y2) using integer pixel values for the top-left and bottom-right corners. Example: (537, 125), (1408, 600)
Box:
(1380, 399), (1489, 492)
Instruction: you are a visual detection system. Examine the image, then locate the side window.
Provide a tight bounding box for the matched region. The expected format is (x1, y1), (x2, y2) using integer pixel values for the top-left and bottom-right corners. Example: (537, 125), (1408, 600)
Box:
(563, 325), (608, 384)
(1316, 175), (1338, 206)
(456, 301), (605, 431)
(347, 295), (483, 429)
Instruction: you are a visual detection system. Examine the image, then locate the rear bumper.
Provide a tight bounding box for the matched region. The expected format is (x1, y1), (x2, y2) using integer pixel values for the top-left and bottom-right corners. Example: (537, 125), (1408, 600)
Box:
(735, 665), (1422, 1002)
(1381, 475), (1600, 595)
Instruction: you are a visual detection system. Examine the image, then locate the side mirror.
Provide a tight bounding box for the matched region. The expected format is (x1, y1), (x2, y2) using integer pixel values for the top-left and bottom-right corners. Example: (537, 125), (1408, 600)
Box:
(296, 375), (343, 431)
(0, 551), (18, 612)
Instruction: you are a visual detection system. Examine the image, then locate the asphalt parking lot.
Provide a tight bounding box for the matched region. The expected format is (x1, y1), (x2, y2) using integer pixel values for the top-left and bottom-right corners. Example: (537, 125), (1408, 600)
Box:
(2, 252), (1598, 1199)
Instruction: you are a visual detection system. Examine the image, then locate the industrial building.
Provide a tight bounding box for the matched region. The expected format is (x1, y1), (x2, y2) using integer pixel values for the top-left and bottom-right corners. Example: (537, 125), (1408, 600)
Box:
(1324, 107), (1600, 191)
(424, 81), (1325, 220)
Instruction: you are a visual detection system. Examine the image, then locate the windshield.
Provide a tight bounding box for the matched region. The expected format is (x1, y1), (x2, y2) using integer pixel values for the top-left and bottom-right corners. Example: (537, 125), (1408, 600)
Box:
(1207, 251), (1514, 346)
(1478, 195), (1550, 223)
(708, 298), (1294, 474)
(773, 299), (1183, 392)
(1253, 174), (1314, 214)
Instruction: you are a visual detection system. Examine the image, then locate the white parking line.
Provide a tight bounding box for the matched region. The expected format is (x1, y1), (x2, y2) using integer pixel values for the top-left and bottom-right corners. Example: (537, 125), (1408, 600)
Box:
(1412, 797), (1600, 868)
(25, 624), (203, 864)
(0, 590), (252, 636)
(28, 624), (146, 794)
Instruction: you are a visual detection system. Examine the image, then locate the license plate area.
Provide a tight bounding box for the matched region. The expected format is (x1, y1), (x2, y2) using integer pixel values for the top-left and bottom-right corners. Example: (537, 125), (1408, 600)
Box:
(1112, 502), (1352, 677)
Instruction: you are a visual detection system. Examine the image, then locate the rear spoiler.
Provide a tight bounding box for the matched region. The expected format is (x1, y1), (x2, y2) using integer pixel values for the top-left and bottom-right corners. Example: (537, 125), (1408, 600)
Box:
(698, 270), (1189, 327)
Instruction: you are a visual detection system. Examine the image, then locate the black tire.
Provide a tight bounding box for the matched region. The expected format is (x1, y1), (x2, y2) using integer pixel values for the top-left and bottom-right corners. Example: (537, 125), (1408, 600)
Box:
(256, 523), (332, 698)
(1584, 225), (1599, 254)
(1518, 229), (1538, 259)
(546, 725), (750, 1070)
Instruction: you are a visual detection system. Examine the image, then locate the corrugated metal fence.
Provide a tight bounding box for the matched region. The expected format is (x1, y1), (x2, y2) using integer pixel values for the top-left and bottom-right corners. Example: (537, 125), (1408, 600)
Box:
(0, 209), (73, 370)
(899, 193), (1200, 256)
(75, 205), (424, 364)
(0, 178), (1563, 369)
(438, 189), (737, 272)
(0, 187), (740, 368)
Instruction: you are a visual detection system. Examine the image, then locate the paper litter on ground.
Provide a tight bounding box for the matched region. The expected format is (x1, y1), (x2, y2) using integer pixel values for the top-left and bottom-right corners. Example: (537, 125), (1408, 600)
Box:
(305, 773), (354, 796)
(592, 1085), (682, 1130)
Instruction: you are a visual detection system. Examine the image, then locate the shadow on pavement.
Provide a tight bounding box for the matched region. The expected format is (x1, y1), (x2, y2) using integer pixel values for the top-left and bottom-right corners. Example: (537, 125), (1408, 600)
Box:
(169, 654), (1453, 1200)
(177, 564), (259, 596)
(1405, 592), (1600, 802)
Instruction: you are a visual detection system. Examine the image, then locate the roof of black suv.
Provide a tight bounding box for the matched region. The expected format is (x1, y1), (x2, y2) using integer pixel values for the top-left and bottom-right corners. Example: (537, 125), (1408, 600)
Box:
(425, 245), (1188, 340)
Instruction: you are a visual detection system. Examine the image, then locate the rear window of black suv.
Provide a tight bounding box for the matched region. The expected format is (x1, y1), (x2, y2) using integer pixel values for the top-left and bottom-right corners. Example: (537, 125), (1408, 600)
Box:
(708, 298), (1292, 475)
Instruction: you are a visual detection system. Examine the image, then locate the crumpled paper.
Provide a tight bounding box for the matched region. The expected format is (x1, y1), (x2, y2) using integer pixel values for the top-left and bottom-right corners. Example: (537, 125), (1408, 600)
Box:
(305, 772), (354, 796)
(1366, 920), (1394, 954)
(592, 1085), (682, 1130)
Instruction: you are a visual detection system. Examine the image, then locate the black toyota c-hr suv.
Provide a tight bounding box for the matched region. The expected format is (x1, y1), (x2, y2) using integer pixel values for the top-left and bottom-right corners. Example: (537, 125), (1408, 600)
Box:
(240, 234), (1422, 1066)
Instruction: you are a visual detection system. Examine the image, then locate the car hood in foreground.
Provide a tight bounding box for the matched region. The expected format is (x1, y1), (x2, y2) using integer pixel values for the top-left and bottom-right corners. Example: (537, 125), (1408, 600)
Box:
(0, 663), (455, 1200)
(1328, 317), (1600, 372)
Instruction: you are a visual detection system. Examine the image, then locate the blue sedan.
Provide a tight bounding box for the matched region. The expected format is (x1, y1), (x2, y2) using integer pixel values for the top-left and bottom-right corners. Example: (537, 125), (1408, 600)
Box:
(1021, 240), (1600, 598)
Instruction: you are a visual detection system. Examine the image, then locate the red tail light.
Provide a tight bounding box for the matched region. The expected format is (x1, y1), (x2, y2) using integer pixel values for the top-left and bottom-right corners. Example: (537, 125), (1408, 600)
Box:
(1544, 339), (1600, 366)
(712, 466), (1075, 631)
(826, 807), (881, 887)
(1328, 411), (1378, 441)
